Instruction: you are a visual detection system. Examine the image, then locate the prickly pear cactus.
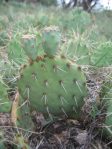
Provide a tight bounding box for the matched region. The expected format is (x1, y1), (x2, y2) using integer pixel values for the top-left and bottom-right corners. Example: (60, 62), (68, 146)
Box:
(42, 27), (61, 57)
(17, 53), (87, 119)
(101, 82), (112, 139)
(17, 96), (34, 130)
(0, 77), (33, 130)
(10, 92), (34, 130)
(0, 79), (12, 113)
(91, 42), (112, 67)
(22, 34), (42, 61)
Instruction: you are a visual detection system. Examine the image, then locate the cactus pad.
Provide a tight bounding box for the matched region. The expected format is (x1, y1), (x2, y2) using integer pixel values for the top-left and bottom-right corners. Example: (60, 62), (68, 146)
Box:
(22, 34), (42, 61)
(18, 55), (87, 119)
(102, 82), (112, 139)
(42, 27), (61, 57)
(16, 96), (34, 130)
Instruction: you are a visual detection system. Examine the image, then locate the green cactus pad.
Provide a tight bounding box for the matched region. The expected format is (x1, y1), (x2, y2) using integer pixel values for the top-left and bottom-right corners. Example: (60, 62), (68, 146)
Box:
(22, 34), (42, 61)
(18, 56), (87, 119)
(16, 96), (34, 130)
(0, 80), (12, 113)
(102, 82), (112, 139)
(91, 42), (112, 67)
(42, 30), (61, 57)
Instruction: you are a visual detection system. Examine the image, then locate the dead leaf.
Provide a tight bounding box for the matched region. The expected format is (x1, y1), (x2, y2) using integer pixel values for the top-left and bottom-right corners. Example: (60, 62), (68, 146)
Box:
(11, 91), (19, 125)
